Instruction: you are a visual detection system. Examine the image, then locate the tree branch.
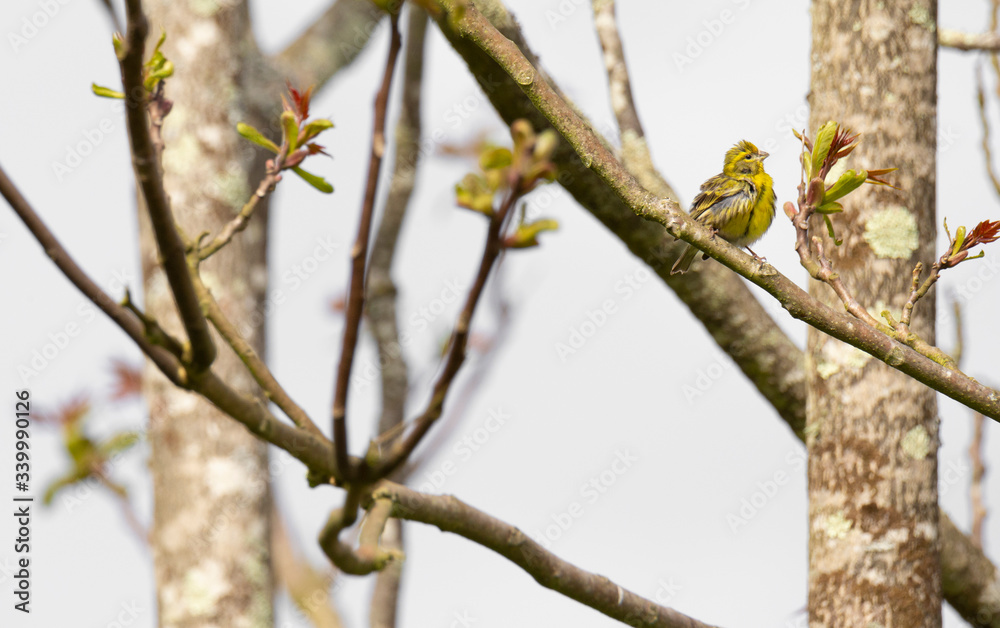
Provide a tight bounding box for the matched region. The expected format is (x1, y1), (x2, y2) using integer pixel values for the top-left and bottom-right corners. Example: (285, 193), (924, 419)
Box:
(591, 0), (677, 200)
(374, 481), (717, 628)
(371, 183), (520, 479)
(420, 4), (1000, 618)
(427, 0), (806, 438)
(942, 512), (1000, 627)
(121, 0), (216, 372)
(272, 0), (386, 89)
(333, 10), (403, 480)
(365, 8), (428, 627)
(940, 28), (1000, 52)
(424, 0), (1000, 421)
(367, 6), (428, 435)
(319, 495), (402, 576)
(0, 164), (184, 386)
(272, 506), (344, 628)
(1, 163), (340, 481)
(192, 270), (328, 441)
(198, 170), (281, 260)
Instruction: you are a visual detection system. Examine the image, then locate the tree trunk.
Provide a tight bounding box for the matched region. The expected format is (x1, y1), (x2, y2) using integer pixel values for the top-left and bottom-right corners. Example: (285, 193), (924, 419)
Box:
(807, 1), (940, 626)
(138, 2), (277, 625)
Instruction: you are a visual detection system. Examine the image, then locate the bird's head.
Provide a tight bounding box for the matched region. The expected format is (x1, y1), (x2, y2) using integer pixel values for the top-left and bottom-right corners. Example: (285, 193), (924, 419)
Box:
(722, 140), (769, 177)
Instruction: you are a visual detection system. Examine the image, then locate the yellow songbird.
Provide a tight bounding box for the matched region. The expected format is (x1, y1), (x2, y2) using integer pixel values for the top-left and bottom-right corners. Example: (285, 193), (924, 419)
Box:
(671, 140), (776, 275)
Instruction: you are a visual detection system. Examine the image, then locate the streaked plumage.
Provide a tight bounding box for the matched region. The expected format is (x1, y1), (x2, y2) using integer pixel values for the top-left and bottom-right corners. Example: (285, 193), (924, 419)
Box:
(671, 140), (776, 275)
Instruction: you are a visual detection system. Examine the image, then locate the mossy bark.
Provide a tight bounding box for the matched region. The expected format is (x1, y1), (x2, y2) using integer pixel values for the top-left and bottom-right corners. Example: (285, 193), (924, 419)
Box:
(807, 1), (940, 625)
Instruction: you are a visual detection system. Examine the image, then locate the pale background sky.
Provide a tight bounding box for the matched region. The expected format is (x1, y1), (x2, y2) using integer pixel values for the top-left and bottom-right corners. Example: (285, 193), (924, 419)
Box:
(1, 1), (999, 627)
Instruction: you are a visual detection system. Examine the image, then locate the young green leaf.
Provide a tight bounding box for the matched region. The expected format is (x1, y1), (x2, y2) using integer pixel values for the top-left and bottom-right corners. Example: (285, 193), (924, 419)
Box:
(237, 122), (280, 153)
(91, 83), (125, 99)
(299, 118), (334, 145)
(505, 218), (559, 249)
(811, 121), (838, 178)
(281, 110), (299, 153)
(292, 167), (333, 193)
(824, 169), (867, 203)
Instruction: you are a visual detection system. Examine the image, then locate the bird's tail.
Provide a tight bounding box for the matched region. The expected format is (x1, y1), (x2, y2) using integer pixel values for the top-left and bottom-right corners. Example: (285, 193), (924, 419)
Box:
(670, 244), (699, 275)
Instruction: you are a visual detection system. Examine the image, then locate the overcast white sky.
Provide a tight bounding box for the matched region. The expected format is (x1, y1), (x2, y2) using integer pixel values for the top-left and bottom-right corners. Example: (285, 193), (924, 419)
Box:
(2, 0), (999, 627)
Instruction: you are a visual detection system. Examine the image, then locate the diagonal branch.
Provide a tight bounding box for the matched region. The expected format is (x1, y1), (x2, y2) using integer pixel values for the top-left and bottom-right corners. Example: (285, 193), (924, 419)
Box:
(1, 164), (339, 480)
(591, 0), (677, 200)
(198, 171), (281, 261)
(0, 164), (183, 386)
(121, 0), (216, 372)
(422, 3), (1000, 622)
(272, 0), (386, 89)
(370, 185), (520, 479)
(192, 270), (328, 441)
(429, 0), (806, 438)
(332, 10), (403, 481)
(375, 481), (717, 628)
(425, 0), (1000, 421)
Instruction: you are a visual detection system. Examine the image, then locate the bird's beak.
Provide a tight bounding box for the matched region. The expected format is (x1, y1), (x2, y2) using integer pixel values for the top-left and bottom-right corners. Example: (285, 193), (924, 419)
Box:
(759, 151), (770, 160)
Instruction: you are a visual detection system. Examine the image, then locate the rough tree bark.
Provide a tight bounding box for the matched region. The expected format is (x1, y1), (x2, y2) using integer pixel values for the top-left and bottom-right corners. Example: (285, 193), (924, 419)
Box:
(807, 1), (940, 626)
(138, 2), (278, 625)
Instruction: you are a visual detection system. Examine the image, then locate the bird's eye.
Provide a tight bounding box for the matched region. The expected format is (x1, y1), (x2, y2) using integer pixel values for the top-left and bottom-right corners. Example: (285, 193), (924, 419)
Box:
(745, 154), (754, 160)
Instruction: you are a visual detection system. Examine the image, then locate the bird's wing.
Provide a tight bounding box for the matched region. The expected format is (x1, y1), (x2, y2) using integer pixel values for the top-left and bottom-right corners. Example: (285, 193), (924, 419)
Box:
(689, 175), (755, 222)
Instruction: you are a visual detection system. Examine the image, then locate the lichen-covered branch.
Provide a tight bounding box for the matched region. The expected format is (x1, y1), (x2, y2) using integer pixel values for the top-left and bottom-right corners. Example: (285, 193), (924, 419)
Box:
(942, 512), (1000, 627)
(423, 0), (1000, 421)
(427, 0), (807, 438)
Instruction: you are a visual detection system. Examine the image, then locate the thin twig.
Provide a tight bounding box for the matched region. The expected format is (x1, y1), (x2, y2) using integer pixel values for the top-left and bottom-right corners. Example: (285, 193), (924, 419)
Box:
(374, 481), (715, 628)
(403, 276), (511, 479)
(971, 412), (988, 548)
(199, 171), (281, 260)
(193, 272), (328, 441)
(121, 0), (216, 372)
(954, 297), (988, 549)
(94, 469), (149, 544)
(371, 186), (521, 479)
(332, 11), (404, 481)
(977, 62), (1000, 198)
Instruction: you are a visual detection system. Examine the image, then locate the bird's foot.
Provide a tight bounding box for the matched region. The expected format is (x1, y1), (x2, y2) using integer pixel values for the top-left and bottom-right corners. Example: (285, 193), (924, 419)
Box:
(746, 246), (767, 264)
